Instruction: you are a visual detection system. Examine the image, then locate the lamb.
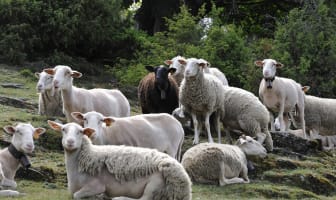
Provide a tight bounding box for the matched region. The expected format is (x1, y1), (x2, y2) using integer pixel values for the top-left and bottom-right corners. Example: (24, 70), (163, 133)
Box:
(35, 71), (63, 117)
(178, 57), (225, 144)
(44, 65), (130, 122)
(165, 56), (229, 86)
(181, 135), (267, 186)
(219, 86), (273, 151)
(0, 123), (45, 197)
(47, 120), (192, 200)
(138, 65), (179, 114)
(71, 111), (185, 160)
(255, 59), (306, 138)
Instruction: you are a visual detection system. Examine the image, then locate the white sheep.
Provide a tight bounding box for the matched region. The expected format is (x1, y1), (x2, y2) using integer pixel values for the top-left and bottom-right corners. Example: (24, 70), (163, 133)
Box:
(166, 56), (229, 86)
(220, 86), (273, 151)
(255, 59), (306, 138)
(47, 120), (192, 200)
(71, 111), (185, 160)
(181, 135), (267, 186)
(35, 71), (63, 117)
(0, 123), (45, 197)
(178, 57), (225, 144)
(44, 65), (130, 122)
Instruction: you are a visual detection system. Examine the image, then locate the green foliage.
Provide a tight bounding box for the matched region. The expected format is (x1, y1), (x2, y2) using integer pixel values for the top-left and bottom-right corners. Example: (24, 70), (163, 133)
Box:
(273, 0), (336, 97)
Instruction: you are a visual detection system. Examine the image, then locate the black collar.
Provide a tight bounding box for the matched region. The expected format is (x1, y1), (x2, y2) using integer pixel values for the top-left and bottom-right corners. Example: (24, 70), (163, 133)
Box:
(8, 144), (31, 169)
(264, 77), (275, 89)
(264, 76), (275, 82)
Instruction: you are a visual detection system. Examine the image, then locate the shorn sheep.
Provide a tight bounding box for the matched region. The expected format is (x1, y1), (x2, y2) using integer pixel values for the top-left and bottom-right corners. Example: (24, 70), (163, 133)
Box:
(178, 58), (225, 144)
(48, 120), (192, 200)
(0, 123), (45, 197)
(71, 111), (185, 160)
(181, 135), (267, 186)
(255, 59), (306, 138)
(138, 65), (179, 114)
(35, 71), (63, 116)
(44, 65), (130, 122)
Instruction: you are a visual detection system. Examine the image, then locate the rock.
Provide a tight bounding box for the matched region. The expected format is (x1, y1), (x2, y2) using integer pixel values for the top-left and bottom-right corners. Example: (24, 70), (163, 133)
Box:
(0, 95), (38, 110)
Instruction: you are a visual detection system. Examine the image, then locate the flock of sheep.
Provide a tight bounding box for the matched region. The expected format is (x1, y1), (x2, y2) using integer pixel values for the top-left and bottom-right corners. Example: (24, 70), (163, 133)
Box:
(0, 57), (335, 199)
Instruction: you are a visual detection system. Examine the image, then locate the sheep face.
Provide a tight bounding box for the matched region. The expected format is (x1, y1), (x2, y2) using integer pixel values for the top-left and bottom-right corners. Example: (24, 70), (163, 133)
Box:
(181, 58), (205, 78)
(71, 111), (106, 145)
(255, 59), (283, 79)
(48, 121), (94, 152)
(35, 71), (54, 93)
(236, 135), (267, 158)
(145, 65), (176, 99)
(3, 123), (45, 154)
(44, 65), (82, 92)
(165, 56), (185, 76)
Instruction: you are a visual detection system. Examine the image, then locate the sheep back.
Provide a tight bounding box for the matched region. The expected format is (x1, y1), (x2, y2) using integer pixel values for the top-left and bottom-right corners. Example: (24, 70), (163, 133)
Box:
(138, 73), (179, 114)
(182, 143), (246, 185)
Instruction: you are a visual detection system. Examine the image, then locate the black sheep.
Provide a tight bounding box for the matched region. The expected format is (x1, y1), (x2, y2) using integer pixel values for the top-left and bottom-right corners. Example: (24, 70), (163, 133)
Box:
(138, 65), (179, 114)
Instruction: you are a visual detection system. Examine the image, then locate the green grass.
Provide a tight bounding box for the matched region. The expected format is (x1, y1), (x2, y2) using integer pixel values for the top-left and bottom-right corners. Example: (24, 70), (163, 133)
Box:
(0, 64), (335, 199)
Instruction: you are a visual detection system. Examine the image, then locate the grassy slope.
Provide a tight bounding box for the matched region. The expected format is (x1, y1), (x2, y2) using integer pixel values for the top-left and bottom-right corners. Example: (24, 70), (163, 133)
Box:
(0, 64), (335, 200)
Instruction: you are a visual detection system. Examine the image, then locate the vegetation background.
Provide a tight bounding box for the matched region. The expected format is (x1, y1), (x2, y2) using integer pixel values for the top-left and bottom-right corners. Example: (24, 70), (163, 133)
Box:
(0, 0), (335, 199)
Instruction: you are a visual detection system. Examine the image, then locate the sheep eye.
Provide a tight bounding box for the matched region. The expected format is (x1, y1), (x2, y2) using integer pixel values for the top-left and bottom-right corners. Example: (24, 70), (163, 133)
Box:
(17, 131), (22, 135)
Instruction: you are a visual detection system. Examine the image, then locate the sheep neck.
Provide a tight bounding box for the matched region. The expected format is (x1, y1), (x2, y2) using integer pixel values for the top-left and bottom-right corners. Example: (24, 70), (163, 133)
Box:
(264, 76), (275, 89)
(64, 149), (82, 193)
(8, 144), (31, 169)
(60, 84), (76, 111)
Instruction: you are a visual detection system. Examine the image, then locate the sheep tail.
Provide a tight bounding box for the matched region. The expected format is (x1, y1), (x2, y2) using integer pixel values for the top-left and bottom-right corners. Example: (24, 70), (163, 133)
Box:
(157, 158), (192, 200)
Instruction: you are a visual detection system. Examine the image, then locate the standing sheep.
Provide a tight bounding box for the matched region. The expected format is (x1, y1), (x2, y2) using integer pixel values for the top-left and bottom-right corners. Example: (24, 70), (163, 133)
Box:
(48, 120), (192, 200)
(35, 71), (63, 117)
(0, 123), (45, 197)
(44, 65), (130, 122)
(178, 58), (224, 144)
(255, 59), (306, 138)
(138, 65), (179, 114)
(181, 135), (267, 186)
(71, 111), (185, 160)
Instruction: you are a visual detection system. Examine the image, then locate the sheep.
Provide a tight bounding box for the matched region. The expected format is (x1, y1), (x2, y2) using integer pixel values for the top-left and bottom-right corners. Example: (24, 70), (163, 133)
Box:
(35, 71), (63, 117)
(255, 59), (306, 138)
(47, 120), (192, 200)
(178, 57), (225, 144)
(44, 65), (130, 122)
(138, 65), (179, 114)
(181, 135), (267, 186)
(71, 111), (185, 160)
(165, 56), (229, 86)
(0, 123), (45, 197)
(219, 86), (273, 151)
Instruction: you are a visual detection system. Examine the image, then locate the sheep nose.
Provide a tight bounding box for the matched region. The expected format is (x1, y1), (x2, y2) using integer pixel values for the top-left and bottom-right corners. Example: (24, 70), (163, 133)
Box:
(67, 139), (74, 145)
(37, 84), (43, 91)
(53, 80), (59, 87)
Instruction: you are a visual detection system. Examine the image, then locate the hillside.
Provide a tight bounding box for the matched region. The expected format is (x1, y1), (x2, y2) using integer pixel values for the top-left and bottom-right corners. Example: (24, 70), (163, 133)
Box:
(0, 64), (335, 200)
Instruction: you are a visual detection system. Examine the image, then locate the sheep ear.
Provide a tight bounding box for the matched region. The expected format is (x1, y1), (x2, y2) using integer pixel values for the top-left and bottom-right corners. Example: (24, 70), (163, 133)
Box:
(164, 60), (173, 65)
(254, 60), (264, 67)
(3, 126), (16, 135)
(145, 66), (155, 72)
(178, 59), (187, 66)
(275, 62), (284, 68)
(83, 128), (95, 138)
(47, 120), (62, 132)
(71, 70), (82, 78)
(302, 86), (310, 93)
(71, 112), (84, 123)
(34, 72), (40, 78)
(198, 63), (206, 69)
(168, 68), (176, 74)
(33, 128), (46, 139)
(44, 68), (55, 75)
(104, 117), (115, 127)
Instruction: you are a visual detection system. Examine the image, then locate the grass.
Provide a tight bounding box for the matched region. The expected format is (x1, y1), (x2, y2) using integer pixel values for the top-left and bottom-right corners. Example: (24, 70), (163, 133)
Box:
(0, 64), (335, 199)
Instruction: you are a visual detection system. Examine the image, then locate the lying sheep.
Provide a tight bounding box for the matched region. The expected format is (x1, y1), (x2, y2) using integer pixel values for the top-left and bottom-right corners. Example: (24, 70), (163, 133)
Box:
(138, 65), (179, 114)
(255, 59), (306, 138)
(181, 135), (267, 186)
(166, 56), (229, 86)
(178, 58), (225, 144)
(71, 111), (185, 160)
(48, 120), (192, 200)
(35, 71), (63, 117)
(0, 123), (45, 197)
(44, 65), (130, 122)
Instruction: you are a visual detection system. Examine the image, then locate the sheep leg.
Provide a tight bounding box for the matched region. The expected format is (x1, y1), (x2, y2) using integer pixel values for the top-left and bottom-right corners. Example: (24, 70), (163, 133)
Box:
(283, 113), (290, 131)
(1, 178), (17, 189)
(204, 113), (214, 143)
(298, 106), (306, 139)
(278, 101), (286, 131)
(73, 178), (105, 199)
(263, 127), (273, 152)
(218, 162), (246, 186)
(191, 113), (200, 144)
(269, 112), (275, 131)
